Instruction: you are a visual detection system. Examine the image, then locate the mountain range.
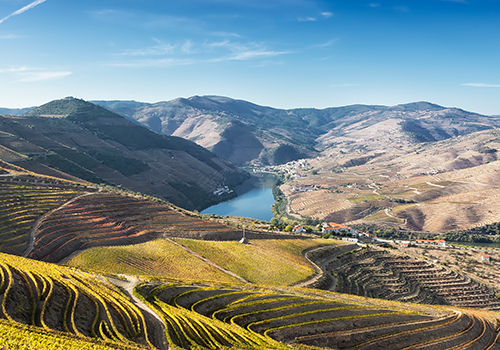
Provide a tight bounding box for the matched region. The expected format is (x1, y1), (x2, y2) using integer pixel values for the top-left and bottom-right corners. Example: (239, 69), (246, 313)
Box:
(94, 96), (500, 165)
(0, 97), (247, 210)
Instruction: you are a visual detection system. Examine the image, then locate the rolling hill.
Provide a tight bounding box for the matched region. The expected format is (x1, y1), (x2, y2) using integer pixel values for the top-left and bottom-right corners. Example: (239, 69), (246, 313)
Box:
(2, 152), (500, 349)
(94, 96), (500, 166)
(0, 97), (248, 211)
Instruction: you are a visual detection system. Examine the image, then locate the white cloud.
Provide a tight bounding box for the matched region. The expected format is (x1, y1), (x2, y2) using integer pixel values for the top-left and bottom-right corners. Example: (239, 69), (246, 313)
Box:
(0, 34), (21, 39)
(394, 5), (410, 12)
(109, 58), (196, 68)
(0, 66), (71, 81)
(315, 39), (339, 48)
(0, 0), (47, 25)
(461, 83), (500, 88)
(298, 16), (317, 22)
(321, 12), (333, 18)
(113, 39), (292, 68)
(228, 49), (291, 61)
(369, 3), (381, 8)
(0, 66), (29, 73)
(16, 70), (72, 82)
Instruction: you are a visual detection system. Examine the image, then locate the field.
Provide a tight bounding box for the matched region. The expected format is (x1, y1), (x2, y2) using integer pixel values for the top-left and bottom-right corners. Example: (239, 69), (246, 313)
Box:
(64, 238), (243, 285)
(65, 238), (343, 287)
(172, 238), (341, 286)
(328, 245), (500, 310)
(0, 251), (156, 348)
(278, 129), (500, 232)
(136, 281), (500, 350)
(0, 173), (91, 255)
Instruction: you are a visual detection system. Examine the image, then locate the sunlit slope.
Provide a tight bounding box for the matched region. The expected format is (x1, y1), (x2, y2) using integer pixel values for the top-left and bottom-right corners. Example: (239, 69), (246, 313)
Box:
(173, 238), (341, 286)
(285, 129), (500, 231)
(0, 172), (92, 255)
(136, 282), (500, 350)
(64, 238), (342, 287)
(0, 318), (147, 350)
(63, 238), (243, 285)
(28, 192), (241, 263)
(330, 246), (500, 310)
(0, 252), (153, 348)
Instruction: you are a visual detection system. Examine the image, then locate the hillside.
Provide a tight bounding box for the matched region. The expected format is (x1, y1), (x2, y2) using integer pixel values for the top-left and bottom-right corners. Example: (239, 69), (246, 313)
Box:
(277, 128), (500, 232)
(0, 97), (248, 210)
(94, 96), (500, 166)
(2, 160), (500, 348)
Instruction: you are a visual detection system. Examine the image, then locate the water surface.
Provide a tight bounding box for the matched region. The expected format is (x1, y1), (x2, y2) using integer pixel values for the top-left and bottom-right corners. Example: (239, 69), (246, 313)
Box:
(201, 174), (276, 221)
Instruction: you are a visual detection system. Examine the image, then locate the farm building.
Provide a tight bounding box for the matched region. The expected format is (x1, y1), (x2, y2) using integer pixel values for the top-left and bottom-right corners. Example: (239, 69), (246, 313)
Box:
(415, 239), (447, 248)
(482, 254), (491, 262)
(292, 225), (305, 233)
(322, 222), (358, 235)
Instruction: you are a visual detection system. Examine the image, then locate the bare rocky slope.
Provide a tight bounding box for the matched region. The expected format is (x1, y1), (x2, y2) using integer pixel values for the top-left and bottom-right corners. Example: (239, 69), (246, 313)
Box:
(94, 97), (500, 165)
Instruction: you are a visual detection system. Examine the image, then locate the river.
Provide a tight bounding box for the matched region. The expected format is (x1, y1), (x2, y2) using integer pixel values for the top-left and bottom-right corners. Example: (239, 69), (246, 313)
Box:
(450, 241), (500, 249)
(201, 173), (276, 221)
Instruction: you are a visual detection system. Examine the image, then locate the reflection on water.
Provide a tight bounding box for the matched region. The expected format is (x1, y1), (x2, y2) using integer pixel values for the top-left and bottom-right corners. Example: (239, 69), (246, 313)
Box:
(201, 174), (276, 221)
(450, 241), (500, 249)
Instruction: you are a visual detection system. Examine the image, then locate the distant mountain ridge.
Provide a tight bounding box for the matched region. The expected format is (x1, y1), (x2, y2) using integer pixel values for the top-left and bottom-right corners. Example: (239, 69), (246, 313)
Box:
(94, 96), (500, 165)
(0, 97), (248, 210)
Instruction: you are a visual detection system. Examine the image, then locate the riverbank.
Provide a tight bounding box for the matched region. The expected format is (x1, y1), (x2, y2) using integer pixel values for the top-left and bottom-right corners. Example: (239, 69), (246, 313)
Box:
(201, 173), (277, 221)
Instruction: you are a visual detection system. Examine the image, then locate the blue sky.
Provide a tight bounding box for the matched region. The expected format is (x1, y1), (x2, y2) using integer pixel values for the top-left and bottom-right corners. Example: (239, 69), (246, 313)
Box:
(0, 0), (499, 115)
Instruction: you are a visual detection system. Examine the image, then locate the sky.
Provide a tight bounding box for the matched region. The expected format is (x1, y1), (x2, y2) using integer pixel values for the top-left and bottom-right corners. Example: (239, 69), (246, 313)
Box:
(0, 0), (499, 115)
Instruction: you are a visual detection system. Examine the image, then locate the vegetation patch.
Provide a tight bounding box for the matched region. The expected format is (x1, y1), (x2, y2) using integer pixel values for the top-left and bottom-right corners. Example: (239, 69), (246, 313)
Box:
(64, 238), (242, 284)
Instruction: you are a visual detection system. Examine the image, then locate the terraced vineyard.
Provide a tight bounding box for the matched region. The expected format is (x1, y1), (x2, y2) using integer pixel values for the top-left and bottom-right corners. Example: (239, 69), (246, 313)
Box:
(0, 252), (153, 349)
(136, 282), (500, 349)
(0, 174), (91, 255)
(331, 246), (500, 310)
(28, 193), (241, 263)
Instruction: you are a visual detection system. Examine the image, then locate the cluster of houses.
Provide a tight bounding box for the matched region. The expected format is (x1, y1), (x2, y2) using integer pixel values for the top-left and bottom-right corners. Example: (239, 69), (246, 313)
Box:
(212, 186), (233, 196)
(398, 239), (447, 248)
(292, 222), (494, 263)
(319, 222), (378, 243)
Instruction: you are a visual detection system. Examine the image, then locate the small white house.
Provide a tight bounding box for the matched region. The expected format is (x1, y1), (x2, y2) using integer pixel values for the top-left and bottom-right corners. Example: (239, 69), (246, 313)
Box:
(482, 254), (491, 262)
(292, 225), (306, 233)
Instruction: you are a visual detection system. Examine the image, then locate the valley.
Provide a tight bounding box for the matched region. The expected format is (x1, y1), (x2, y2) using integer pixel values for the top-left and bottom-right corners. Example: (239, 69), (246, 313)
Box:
(1, 96), (500, 349)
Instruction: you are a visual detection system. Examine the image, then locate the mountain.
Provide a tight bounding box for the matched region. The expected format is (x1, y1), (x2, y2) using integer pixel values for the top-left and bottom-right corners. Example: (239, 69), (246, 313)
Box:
(94, 96), (500, 166)
(0, 97), (248, 210)
(0, 106), (34, 116)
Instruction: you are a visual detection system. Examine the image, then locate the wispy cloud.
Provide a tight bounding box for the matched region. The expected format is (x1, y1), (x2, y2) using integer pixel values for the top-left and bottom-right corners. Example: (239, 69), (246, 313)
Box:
(369, 3), (381, 8)
(0, 66), (71, 82)
(114, 39), (292, 67)
(321, 12), (333, 18)
(0, 34), (22, 39)
(16, 70), (72, 82)
(0, 0), (47, 25)
(298, 16), (317, 22)
(394, 5), (410, 12)
(461, 83), (500, 88)
(315, 39), (339, 48)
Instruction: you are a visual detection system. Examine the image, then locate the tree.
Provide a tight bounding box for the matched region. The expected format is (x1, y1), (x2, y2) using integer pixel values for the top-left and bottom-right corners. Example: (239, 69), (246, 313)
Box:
(284, 225), (293, 232)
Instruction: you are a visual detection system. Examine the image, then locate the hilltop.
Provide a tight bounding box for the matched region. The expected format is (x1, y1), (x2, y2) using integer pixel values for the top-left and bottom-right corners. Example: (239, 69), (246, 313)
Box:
(0, 97), (248, 210)
(94, 96), (500, 165)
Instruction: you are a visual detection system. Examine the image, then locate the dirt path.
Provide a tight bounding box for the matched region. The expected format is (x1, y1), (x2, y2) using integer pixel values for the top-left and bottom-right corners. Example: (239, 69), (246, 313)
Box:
(23, 191), (97, 258)
(385, 207), (407, 224)
(166, 238), (249, 284)
(426, 181), (446, 188)
(108, 275), (169, 350)
(293, 243), (358, 291)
